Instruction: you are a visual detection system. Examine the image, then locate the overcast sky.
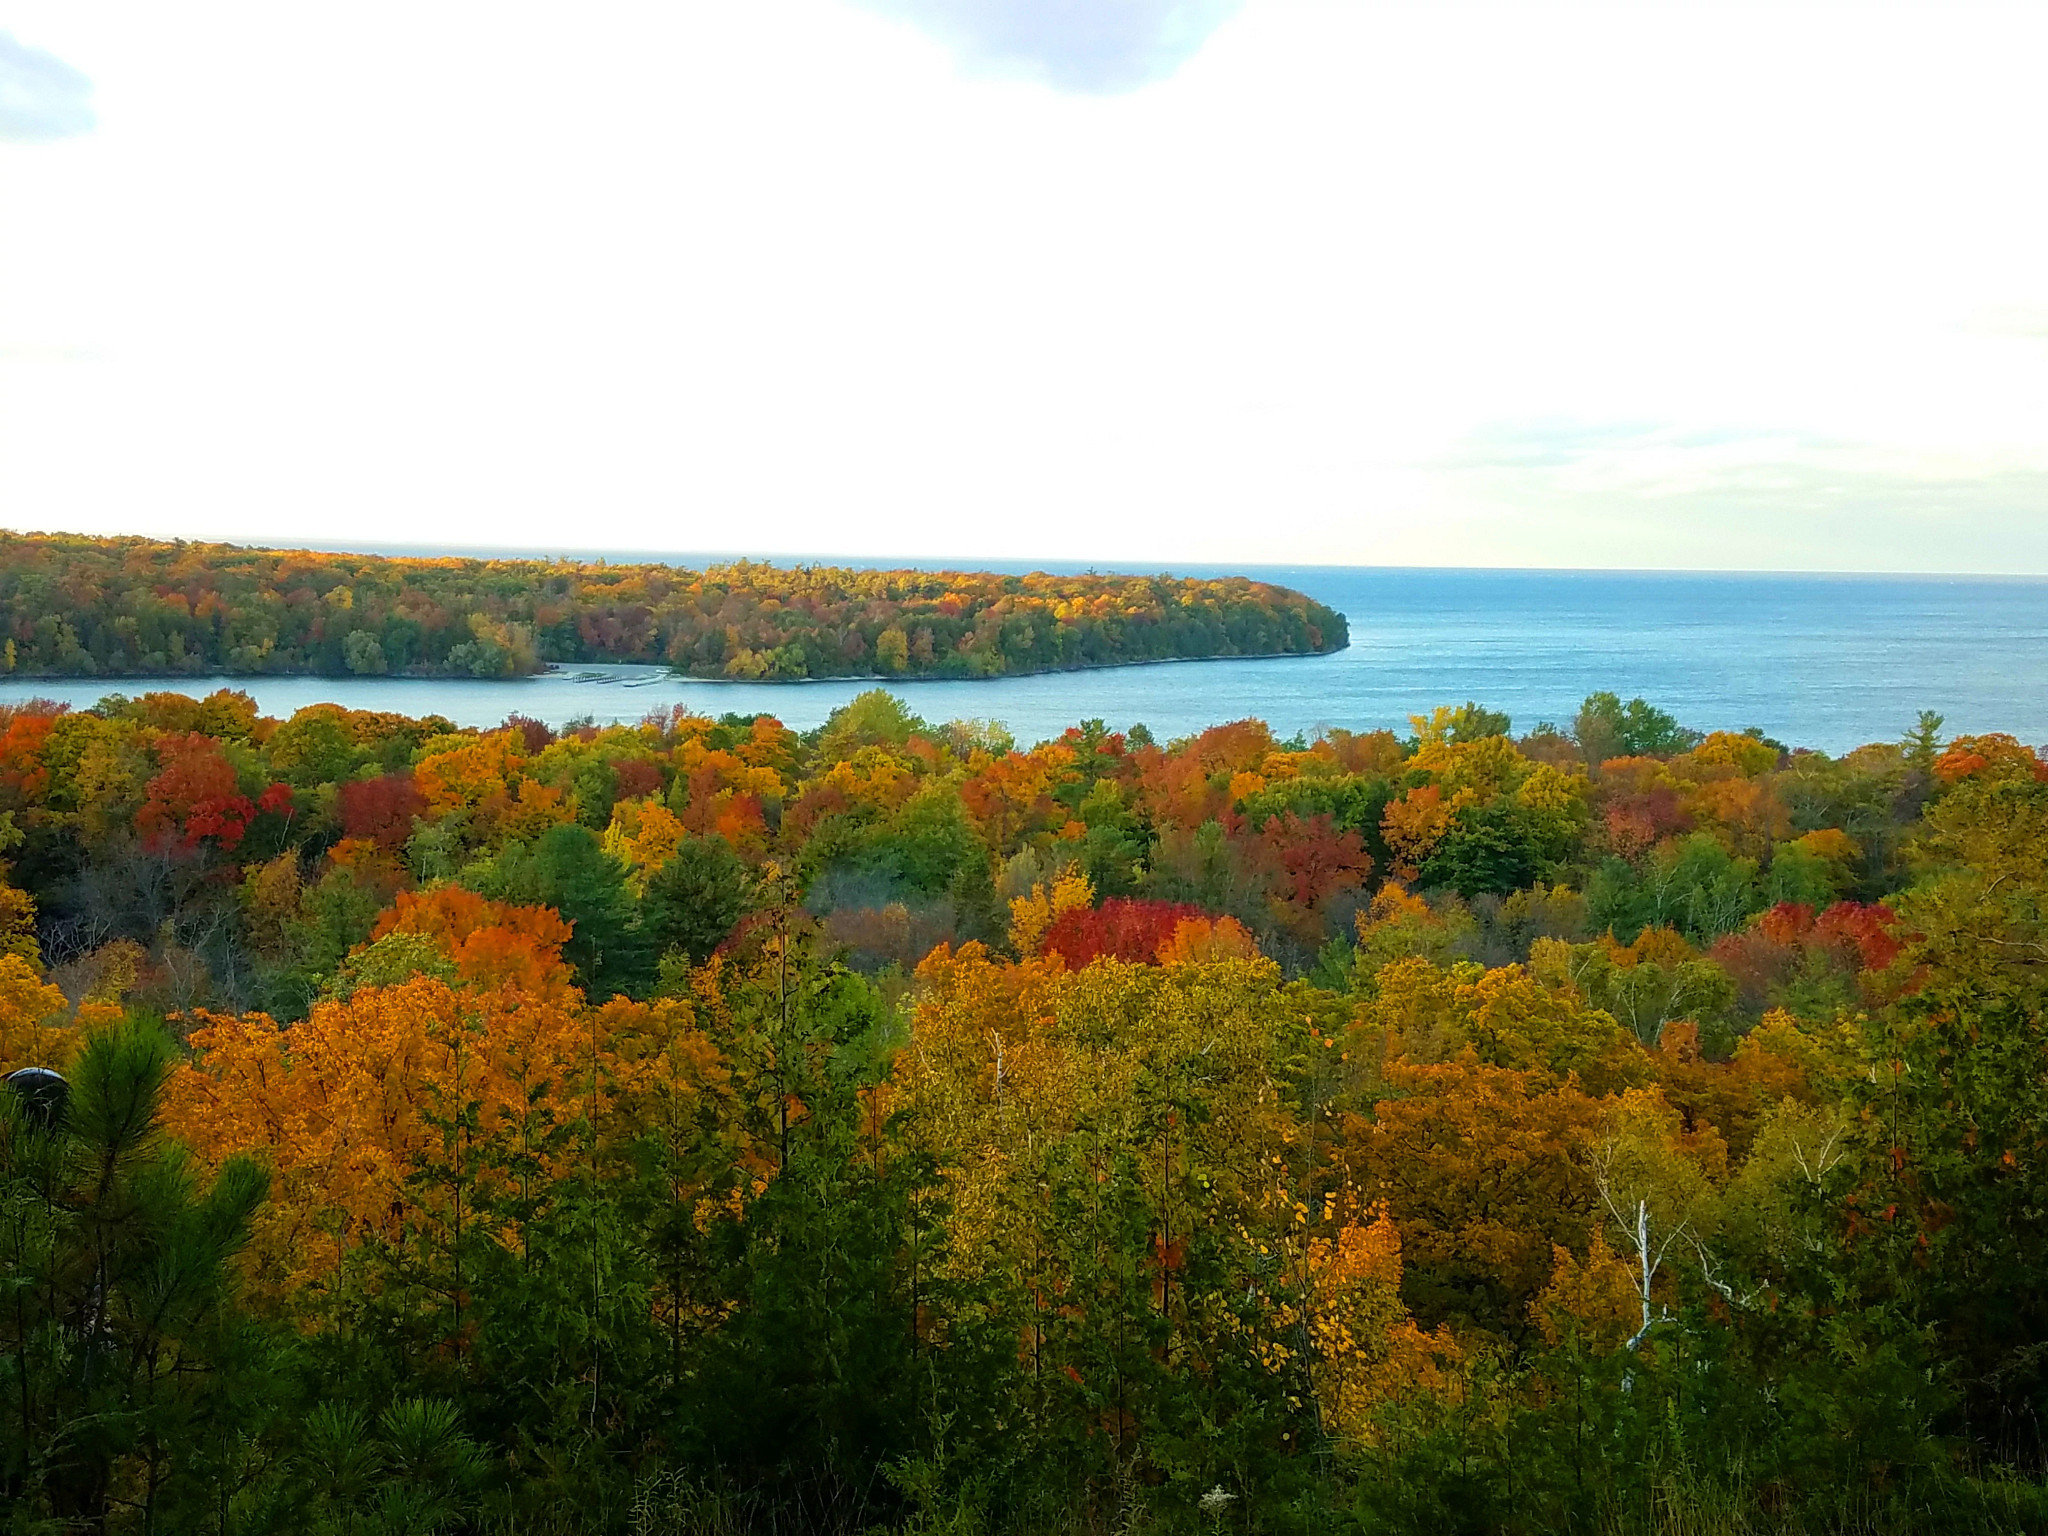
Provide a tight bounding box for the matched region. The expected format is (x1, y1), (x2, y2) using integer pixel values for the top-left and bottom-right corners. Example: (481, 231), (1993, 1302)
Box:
(3, 1), (2046, 573)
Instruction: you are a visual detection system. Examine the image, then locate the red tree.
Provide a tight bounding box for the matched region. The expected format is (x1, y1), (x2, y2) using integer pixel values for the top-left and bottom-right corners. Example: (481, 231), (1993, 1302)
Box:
(338, 773), (429, 851)
(1042, 898), (1207, 968)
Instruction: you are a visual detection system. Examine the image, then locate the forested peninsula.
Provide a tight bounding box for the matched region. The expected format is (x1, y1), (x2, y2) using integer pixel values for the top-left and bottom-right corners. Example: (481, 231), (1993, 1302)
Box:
(0, 532), (1348, 681)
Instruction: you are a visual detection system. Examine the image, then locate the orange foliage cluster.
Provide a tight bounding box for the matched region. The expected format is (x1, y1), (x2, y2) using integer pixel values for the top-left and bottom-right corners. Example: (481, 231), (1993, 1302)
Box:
(160, 908), (722, 1295)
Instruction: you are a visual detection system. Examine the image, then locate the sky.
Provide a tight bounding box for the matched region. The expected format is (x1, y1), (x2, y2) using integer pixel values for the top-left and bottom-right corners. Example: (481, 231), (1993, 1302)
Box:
(3, 1), (2046, 574)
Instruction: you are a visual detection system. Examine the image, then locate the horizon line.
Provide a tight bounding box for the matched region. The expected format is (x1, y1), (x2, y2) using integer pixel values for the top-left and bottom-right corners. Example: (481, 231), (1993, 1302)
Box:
(5, 525), (2043, 585)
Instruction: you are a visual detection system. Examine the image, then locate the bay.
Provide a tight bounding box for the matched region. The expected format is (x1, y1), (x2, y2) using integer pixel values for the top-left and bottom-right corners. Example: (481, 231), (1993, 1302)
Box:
(2, 566), (2044, 755)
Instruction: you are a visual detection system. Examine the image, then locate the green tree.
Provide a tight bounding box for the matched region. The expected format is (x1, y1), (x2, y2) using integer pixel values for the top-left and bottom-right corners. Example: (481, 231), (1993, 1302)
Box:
(644, 834), (754, 965)
(1446, 701), (1512, 742)
(0, 1021), (284, 1529)
(342, 630), (388, 676)
(267, 706), (362, 788)
(1075, 778), (1149, 899)
(1844, 770), (2048, 1449)
(1766, 841), (1845, 908)
(1904, 709), (1946, 775)
(1574, 692), (1700, 763)
(862, 783), (982, 898)
(1589, 833), (1760, 946)
(481, 823), (656, 999)
(814, 690), (926, 764)
(1423, 800), (1549, 897)
(686, 918), (940, 1512)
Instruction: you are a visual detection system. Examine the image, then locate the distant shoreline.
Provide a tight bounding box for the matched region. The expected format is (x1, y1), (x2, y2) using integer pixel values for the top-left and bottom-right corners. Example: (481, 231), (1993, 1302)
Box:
(4, 562), (2046, 756)
(0, 530), (1349, 685)
(0, 646), (1346, 691)
(654, 647), (1343, 686)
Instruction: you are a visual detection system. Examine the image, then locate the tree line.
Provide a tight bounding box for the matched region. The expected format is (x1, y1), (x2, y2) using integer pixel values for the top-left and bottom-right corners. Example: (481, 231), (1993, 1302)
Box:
(0, 533), (1347, 681)
(1, 684), (2044, 1533)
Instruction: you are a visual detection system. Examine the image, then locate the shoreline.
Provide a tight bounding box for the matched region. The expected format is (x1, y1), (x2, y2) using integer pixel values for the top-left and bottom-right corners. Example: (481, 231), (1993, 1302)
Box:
(0, 644), (1349, 691)
(661, 645), (1347, 686)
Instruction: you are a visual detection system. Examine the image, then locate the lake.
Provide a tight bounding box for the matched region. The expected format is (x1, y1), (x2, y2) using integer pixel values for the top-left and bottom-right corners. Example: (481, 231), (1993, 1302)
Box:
(3, 566), (2044, 754)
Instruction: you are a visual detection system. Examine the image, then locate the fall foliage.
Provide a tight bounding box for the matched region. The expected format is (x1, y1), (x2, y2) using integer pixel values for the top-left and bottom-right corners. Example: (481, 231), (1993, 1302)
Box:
(2, 687), (2043, 1534)
(0, 532), (1347, 680)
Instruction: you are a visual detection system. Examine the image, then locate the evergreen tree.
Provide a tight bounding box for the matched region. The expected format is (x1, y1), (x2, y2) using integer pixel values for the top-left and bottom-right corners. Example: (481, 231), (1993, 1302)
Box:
(0, 1022), (283, 1529)
(483, 823), (656, 999)
(644, 835), (753, 965)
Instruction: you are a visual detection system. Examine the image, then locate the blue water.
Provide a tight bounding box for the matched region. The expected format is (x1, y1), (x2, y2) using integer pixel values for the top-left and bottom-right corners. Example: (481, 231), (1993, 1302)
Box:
(2, 567), (2044, 754)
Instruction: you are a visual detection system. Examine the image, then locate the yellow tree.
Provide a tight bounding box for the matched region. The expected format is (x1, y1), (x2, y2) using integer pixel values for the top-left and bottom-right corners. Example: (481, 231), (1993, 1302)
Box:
(898, 941), (1449, 1464)
(0, 954), (72, 1074)
(1006, 870), (1094, 956)
(1298, 1206), (1461, 1438)
(1584, 1086), (1728, 1350)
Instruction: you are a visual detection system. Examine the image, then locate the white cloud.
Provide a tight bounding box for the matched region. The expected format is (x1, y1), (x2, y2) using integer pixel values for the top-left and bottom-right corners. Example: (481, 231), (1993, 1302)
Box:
(852, 0), (1241, 91)
(1963, 305), (2048, 342)
(1435, 420), (2048, 572)
(0, 31), (93, 141)
(0, 1), (2046, 572)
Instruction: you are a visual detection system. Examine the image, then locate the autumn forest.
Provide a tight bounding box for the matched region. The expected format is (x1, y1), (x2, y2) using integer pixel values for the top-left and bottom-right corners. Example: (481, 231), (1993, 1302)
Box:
(0, 534), (1347, 681)
(2, 683), (2046, 1534)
